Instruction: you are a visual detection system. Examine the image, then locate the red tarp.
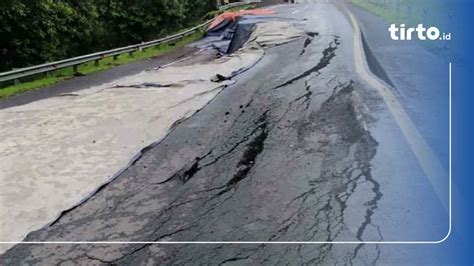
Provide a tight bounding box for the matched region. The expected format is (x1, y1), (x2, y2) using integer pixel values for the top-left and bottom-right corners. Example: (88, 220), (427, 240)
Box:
(208, 9), (276, 30)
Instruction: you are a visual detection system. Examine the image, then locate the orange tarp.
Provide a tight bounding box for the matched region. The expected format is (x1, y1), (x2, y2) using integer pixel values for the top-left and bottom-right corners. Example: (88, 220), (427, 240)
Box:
(209, 9), (276, 30)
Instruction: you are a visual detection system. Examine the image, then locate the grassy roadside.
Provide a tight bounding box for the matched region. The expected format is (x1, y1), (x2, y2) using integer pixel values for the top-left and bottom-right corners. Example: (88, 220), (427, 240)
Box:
(0, 3), (259, 99)
(349, 0), (453, 57)
(0, 32), (204, 99)
(350, 0), (449, 26)
(350, 0), (401, 22)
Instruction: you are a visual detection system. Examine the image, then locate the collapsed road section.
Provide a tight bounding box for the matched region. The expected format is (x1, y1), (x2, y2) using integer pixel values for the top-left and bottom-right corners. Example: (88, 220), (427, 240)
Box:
(0, 2), (449, 265)
(0, 13), (304, 253)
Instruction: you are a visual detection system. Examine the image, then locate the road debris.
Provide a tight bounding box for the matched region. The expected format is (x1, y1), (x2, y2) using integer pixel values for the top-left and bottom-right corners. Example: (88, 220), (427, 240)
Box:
(0, 19), (304, 254)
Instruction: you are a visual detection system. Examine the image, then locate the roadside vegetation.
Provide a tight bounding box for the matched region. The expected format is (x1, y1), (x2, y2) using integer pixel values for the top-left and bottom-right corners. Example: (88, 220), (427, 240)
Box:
(0, 1), (257, 99)
(350, 0), (451, 26)
(0, 0), (215, 72)
(350, 0), (455, 58)
(0, 32), (203, 99)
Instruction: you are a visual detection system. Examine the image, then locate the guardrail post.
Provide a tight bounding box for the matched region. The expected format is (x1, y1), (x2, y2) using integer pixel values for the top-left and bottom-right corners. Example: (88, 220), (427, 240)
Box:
(128, 51), (134, 58)
(10, 68), (21, 85)
(0, 7), (236, 84)
(94, 59), (100, 67)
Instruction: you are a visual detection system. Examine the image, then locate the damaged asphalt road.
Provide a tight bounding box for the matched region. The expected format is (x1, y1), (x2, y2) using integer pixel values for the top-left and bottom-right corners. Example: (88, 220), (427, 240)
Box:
(1, 2), (448, 265)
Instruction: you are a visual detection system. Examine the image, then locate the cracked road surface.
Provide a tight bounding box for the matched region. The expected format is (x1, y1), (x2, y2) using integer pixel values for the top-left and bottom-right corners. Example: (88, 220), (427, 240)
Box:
(0, 2), (448, 265)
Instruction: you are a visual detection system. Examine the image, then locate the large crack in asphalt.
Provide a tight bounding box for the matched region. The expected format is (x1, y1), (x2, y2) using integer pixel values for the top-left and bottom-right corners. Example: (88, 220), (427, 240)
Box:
(272, 37), (339, 90)
(270, 81), (382, 245)
(217, 112), (268, 195)
(0, 30), (384, 265)
(300, 31), (319, 56)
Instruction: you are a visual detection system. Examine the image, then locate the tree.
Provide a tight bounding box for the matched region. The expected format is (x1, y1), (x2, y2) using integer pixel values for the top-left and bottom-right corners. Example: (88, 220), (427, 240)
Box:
(0, 0), (215, 71)
(0, 0), (98, 71)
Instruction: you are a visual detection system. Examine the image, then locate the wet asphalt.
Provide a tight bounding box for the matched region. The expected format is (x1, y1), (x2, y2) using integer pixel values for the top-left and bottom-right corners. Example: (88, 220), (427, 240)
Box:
(0, 2), (449, 265)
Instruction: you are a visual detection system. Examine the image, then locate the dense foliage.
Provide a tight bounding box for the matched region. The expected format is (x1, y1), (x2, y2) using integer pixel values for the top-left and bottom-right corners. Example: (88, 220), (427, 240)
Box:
(0, 0), (215, 71)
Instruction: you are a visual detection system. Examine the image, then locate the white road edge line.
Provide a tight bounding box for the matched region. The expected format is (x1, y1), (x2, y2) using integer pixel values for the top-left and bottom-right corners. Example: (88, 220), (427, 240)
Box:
(343, 8), (451, 244)
(1, 6), (452, 246)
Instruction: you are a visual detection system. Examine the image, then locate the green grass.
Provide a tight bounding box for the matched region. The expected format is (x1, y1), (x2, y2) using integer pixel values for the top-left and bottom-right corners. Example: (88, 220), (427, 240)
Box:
(351, 0), (418, 25)
(0, 31), (204, 99)
(350, 0), (455, 56)
(0, 3), (260, 99)
(350, 0), (449, 26)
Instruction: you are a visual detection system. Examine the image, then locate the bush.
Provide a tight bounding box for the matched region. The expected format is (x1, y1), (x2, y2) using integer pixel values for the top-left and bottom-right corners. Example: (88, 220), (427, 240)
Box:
(0, 0), (215, 72)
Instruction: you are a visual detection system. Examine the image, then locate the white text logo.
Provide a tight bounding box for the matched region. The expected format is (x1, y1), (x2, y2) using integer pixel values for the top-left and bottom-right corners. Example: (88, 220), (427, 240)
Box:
(388, 24), (451, 41)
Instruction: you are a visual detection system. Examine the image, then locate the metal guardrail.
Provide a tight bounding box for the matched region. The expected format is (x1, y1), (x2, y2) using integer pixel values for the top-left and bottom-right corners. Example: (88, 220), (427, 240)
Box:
(219, 2), (251, 10)
(219, 0), (261, 10)
(0, 1), (259, 84)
